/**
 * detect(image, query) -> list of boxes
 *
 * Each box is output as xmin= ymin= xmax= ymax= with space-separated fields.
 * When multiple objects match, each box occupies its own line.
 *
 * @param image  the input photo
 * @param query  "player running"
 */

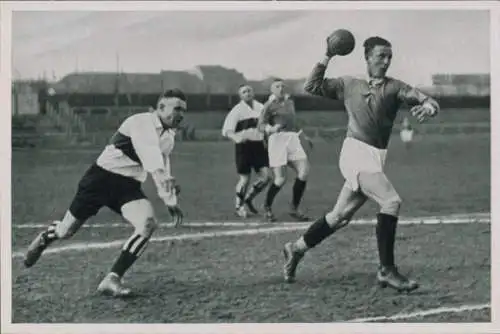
xmin=282 ymin=36 xmax=439 ymax=292
xmin=222 ymin=84 xmax=271 ymax=218
xmin=23 ymin=89 xmax=187 ymax=297
xmin=259 ymin=79 xmax=313 ymax=222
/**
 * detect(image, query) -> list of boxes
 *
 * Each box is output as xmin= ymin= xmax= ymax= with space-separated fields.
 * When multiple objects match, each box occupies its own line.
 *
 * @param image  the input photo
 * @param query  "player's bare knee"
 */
xmin=136 ymin=217 xmax=158 ymax=238
xmin=274 ymin=175 xmax=286 ymax=187
xmin=380 ymin=195 xmax=402 ymax=217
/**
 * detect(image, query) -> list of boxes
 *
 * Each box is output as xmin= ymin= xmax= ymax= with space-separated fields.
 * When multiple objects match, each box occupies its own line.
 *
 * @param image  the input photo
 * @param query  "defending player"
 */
xmin=23 ymin=89 xmax=187 ymax=297
xmin=222 ymin=84 xmax=271 ymax=217
xmin=282 ymin=36 xmax=439 ymax=292
xmin=259 ymin=79 xmax=313 ymax=222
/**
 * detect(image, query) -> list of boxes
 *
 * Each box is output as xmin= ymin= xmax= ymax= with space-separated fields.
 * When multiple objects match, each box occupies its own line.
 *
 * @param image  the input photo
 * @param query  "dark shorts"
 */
xmin=235 ymin=141 xmax=269 ymax=175
xmin=69 ymin=163 xmax=147 ymax=221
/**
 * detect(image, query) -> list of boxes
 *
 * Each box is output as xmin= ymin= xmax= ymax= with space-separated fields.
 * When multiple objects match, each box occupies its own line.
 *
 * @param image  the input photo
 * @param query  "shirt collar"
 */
xmin=151 ymin=110 xmax=171 ymax=132
xmin=367 ymin=75 xmax=386 ymax=88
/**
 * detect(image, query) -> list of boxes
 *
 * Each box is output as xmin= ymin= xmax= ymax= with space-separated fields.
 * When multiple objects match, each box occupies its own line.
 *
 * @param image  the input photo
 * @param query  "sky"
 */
xmin=11 ymin=9 xmax=490 ymax=86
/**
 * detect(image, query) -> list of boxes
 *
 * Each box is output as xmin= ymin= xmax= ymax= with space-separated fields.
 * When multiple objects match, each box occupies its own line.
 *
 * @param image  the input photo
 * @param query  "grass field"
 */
xmin=10 ymin=114 xmax=491 ymax=323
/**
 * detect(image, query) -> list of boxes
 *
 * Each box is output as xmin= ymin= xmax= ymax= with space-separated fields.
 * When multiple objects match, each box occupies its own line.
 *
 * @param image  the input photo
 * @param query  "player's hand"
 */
xmin=326 ymin=35 xmax=341 ymax=58
xmin=268 ymin=94 xmax=278 ymax=103
xmin=410 ymin=103 xmax=436 ymax=123
xmin=233 ymin=134 xmax=246 ymax=144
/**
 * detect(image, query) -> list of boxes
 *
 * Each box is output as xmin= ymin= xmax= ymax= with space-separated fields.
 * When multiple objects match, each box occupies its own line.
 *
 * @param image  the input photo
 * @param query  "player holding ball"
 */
xmin=282 ymin=29 xmax=440 ymax=292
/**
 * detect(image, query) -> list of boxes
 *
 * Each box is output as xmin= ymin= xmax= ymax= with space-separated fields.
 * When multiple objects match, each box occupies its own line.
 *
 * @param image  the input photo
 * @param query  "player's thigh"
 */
xmin=326 ymin=182 xmax=367 ymax=226
xmin=287 ymin=133 xmax=308 ymax=164
xmin=250 ymin=141 xmax=270 ymax=177
xmin=268 ymin=134 xmax=288 ymax=168
xmin=358 ymin=171 xmax=401 ymax=209
xmin=288 ymin=158 xmax=310 ymax=179
xmin=68 ymin=164 xmax=108 ymax=224
xmin=235 ymin=144 xmax=252 ymax=175
xmin=120 ymin=199 xmax=157 ymax=236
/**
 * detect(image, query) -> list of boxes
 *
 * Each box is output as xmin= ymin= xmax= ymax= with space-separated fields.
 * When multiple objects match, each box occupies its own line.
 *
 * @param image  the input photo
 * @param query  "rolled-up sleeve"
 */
xmin=304 ymin=63 xmax=345 ymax=100
xmin=397 ymin=81 xmax=433 ymax=106
xmin=129 ymin=117 xmax=165 ymax=173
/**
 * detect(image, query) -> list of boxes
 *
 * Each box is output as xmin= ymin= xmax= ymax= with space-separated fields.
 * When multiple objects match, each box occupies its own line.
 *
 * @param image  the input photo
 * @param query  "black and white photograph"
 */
xmin=1 ymin=0 xmax=497 ymax=332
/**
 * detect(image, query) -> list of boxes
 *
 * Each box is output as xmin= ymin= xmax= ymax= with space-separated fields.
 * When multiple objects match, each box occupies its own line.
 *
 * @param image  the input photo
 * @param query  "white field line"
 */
xmin=12 ymin=212 xmax=491 ymax=229
xmin=347 ymin=303 xmax=491 ymax=322
xmin=12 ymin=214 xmax=489 ymax=258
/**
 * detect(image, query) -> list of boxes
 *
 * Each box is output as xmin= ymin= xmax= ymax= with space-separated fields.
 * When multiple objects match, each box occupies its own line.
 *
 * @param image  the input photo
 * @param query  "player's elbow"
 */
xmin=303 ymin=80 xmax=317 ymax=95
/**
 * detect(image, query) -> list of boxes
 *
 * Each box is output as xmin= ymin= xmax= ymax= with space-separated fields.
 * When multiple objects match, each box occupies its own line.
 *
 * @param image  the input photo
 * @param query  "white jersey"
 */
xmin=222 ymin=100 xmax=265 ymax=142
xmin=96 ymin=112 xmax=175 ymax=182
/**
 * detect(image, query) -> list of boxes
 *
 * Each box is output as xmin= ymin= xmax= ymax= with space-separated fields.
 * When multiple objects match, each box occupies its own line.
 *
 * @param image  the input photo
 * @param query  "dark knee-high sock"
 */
xmin=292 ymin=178 xmax=307 ymax=210
xmin=245 ymin=179 xmax=268 ymax=202
xmin=300 ymin=216 xmax=336 ymax=250
xmin=376 ymin=213 xmax=398 ymax=268
xmin=111 ymin=234 xmax=150 ymax=278
xmin=235 ymin=183 xmax=248 ymax=208
xmin=265 ymin=183 xmax=282 ymax=208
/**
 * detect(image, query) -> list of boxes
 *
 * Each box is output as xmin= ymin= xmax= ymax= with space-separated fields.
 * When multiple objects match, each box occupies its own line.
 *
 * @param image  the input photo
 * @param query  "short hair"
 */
xmin=363 ymin=36 xmax=392 ymax=59
xmin=238 ymin=83 xmax=252 ymax=92
xmin=162 ymin=88 xmax=186 ymax=102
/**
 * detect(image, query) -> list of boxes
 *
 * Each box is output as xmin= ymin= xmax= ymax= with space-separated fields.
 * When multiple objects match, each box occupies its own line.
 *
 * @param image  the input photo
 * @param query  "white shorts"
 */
xmin=400 ymin=129 xmax=414 ymax=143
xmin=339 ymin=137 xmax=387 ymax=191
xmin=268 ymin=131 xmax=307 ymax=168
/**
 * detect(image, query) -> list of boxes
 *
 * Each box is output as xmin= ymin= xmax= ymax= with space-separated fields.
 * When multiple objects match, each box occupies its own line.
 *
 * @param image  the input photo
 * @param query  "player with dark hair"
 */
xmin=23 ymin=89 xmax=187 ymax=297
xmin=259 ymin=78 xmax=313 ymax=222
xmin=222 ymin=84 xmax=271 ymax=217
xmin=282 ymin=36 xmax=439 ymax=292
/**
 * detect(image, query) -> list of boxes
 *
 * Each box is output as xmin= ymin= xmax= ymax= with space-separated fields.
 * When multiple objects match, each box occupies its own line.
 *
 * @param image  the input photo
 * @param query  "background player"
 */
xmin=400 ymin=116 xmax=414 ymax=149
xmin=23 ymin=89 xmax=187 ymax=297
xmin=222 ymin=84 xmax=271 ymax=217
xmin=282 ymin=35 xmax=439 ymax=292
xmin=259 ymin=79 xmax=313 ymax=222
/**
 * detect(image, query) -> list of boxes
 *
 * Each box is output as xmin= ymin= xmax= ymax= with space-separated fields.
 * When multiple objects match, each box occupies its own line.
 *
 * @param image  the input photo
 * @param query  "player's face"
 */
xmin=367 ymin=45 xmax=392 ymax=78
xmin=270 ymin=80 xmax=286 ymax=99
xmin=238 ymin=85 xmax=254 ymax=102
xmin=157 ymin=97 xmax=187 ymax=128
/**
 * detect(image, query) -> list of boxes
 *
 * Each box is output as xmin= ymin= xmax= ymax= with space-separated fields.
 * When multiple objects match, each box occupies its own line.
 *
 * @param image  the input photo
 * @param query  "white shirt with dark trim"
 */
xmin=222 ymin=100 xmax=265 ymax=142
xmin=96 ymin=112 xmax=175 ymax=182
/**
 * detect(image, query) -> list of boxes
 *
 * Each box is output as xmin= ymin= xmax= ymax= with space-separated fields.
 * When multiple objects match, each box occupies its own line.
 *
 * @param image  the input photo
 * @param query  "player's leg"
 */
xmin=264 ymin=134 xmax=288 ymax=222
xmin=244 ymin=141 xmax=271 ymax=214
xmin=288 ymin=158 xmax=310 ymax=221
xmin=98 ymin=198 xmax=157 ymax=297
xmin=24 ymin=165 xmax=103 ymax=268
xmin=97 ymin=173 xmax=156 ymax=297
xmin=287 ymin=133 xmax=311 ymax=221
xmin=234 ymin=144 xmax=251 ymax=217
xmin=244 ymin=166 xmax=270 ymax=215
xmin=235 ymin=173 xmax=251 ymax=218
xmin=358 ymin=171 xmax=418 ymax=292
xmin=283 ymin=183 xmax=367 ymax=282
xmin=264 ymin=165 xmax=286 ymax=222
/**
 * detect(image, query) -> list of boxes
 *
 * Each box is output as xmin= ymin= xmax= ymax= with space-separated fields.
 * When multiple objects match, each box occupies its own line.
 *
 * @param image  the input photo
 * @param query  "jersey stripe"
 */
xmin=234 ymin=118 xmax=259 ymax=133
xmin=109 ymin=131 xmax=141 ymax=164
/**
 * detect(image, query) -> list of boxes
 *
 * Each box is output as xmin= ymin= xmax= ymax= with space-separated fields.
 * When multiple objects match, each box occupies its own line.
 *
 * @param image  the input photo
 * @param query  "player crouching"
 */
xmin=23 ymin=89 xmax=186 ymax=297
